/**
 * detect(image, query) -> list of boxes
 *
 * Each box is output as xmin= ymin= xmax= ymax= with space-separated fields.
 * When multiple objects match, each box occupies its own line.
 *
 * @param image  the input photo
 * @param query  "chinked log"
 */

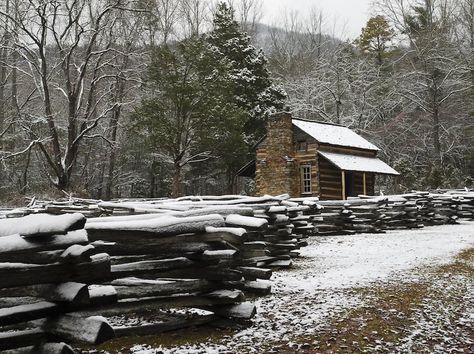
xmin=0 ymin=329 xmax=46 ymax=350
xmin=0 ymin=213 xmax=86 ymax=237
xmin=0 ymin=230 xmax=89 ymax=255
xmin=0 ymin=342 xmax=76 ymax=354
xmin=60 ymin=244 xmax=95 ymax=263
xmin=78 ymin=290 xmax=245 ymax=316
xmin=141 ymin=266 xmax=243 ymax=281
xmin=113 ymin=312 xmax=217 ymax=338
xmin=225 ymin=215 xmax=268 ymax=230
xmin=91 ymin=239 xmax=215 ymax=257
xmin=0 ymin=282 xmax=89 ymax=305
xmin=111 ymin=257 xmax=194 ymax=278
xmin=0 ymin=253 xmax=110 ymax=288
xmin=113 ymin=279 xmax=215 ymax=299
xmin=86 ymin=214 xmax=225 ymax=237
xmin=41 ymin=314 xmax=115 ymax=344
xmin=223 ymin=280 xmax=271 ymax=295
xmin=211 ymin=302 xmax=256 ymax=320
xmin=0 ymin=301 xmax=62 ymax=326
xmin=237 ymin=267 xmax=272 ymax=280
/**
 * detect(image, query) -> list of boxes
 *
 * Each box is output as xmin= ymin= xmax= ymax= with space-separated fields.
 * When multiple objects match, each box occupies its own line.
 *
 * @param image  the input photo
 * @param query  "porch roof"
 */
xmin=318 ymin=151 xmax=399 ymax=175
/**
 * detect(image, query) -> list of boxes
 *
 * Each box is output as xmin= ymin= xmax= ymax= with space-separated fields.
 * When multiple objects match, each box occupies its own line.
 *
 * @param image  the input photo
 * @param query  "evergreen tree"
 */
xmin=132 ymin=36 xmax=246 ymax=197
xmin=355 ymin=15 xmax=394 ymax=65
xmin=207 ymin=2 xmax=286 ymax=143
xmin=132 ymin=4 xmax=288 ymax=196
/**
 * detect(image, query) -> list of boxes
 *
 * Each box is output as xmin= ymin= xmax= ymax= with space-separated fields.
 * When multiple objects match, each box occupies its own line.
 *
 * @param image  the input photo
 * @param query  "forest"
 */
xmin=0 ymin=0 xmax=472 ymax=202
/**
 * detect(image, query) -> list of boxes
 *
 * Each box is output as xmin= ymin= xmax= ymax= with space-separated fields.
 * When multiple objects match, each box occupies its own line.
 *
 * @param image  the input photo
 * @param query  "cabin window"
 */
xmin=297 ymin=140 xmax=308 ymax=151
xmin=301 ymin=165 xmax=312 ymax=194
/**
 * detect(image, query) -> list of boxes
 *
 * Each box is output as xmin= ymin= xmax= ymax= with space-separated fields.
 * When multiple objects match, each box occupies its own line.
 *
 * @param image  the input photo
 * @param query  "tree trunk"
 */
xmin=226 ymin=167 xmax=235 ymax=194
xmin=105 ymin=49 xmax=129 ymax=199
xmin=96 ymin=163 xmax=106 ymax=200
xmin=56 ymin=171 xmax=71 ymax=192
xmin=104 ymin=148 xmax=116 ymax=200
xmin=10 ymin=34 xmax=17 ymax=142
xmin=0 ymin=0 xmax=9 ymax=132
xmin=172 ymin=162 xmax=182 ymax=198
xmin=432 ymin=96 xmax=441 ymax=161
xmin=149 ymin=160 xmax=157 ymax=198
xmin=0 ymin=46 xmax=6 ymax=130
xmin=19 ymin=147 xmax=31 ymax=194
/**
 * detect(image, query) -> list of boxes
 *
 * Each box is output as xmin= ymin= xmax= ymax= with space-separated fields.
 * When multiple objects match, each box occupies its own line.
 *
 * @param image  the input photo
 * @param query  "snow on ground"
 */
xmin=124 ymin=221 xmax=474 ymax=353
xmin=281 ymin=222 xmax=474 ymax=291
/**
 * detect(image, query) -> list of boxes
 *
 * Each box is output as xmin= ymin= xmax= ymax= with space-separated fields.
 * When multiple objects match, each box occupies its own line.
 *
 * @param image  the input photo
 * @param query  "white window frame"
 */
xmin=301 ymin=164 xmax=312 ymax=194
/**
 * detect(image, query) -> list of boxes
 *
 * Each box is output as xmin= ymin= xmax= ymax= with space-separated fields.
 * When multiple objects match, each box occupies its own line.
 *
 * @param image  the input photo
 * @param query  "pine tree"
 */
xmin=207 ymin=2 xmax=286 ymax=143
xmin=355 ymin=15 xmax=394 ymax=65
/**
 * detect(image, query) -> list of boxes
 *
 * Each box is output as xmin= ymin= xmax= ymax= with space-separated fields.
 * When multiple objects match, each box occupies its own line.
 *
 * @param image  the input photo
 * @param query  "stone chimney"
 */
xmin=255 ymin=112 xmax=299 ymax=196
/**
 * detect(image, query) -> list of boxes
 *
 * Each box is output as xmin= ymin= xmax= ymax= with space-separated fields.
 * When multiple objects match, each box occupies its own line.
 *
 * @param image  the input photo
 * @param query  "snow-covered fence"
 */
xmin=0 ymin=196 xmax=318 ymax=352
xmin=0 ymin=190 xmax=471 ymax=350
xmin=308 ymin=190 xmax=474 ymax=236
xmin=82 ymin=194 xmax=315 ymax=270
xmin=0 ymin=214 xmax=256 ymax=352
xmin=0 ymin=213 xmax=114 ymax=352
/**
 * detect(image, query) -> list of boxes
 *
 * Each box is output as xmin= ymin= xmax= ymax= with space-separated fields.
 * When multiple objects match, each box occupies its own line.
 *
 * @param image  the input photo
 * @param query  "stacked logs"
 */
xmin=439 ymin=190 xmax=474 ymax=220
xmin=307 ymin=190 xmax=474 ymax=236
xmin=93 ymin=195 xmax=313 ymax=270
xmin=0 ymin=213 xmax=115 ymax=353
xmin=0 ymin=212 xmax=262 ymax=353
xmin=86 ymin=212 xmax=272 ymax=298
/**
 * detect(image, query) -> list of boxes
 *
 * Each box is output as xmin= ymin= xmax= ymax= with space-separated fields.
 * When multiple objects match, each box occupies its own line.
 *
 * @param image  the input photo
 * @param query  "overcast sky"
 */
xmin=260 ymin=0 xmax=374 ymax=40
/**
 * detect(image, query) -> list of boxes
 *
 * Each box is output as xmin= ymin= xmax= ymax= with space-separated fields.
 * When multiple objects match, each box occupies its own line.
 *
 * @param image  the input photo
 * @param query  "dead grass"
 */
xmin=265 ymin=282 xmax=429 ymax=353
xmin=457 ymin=247 xmax=474 ymax=261
xmin=78 ymin=324 xmax=234 ymax=353
xmin=437 ymin=247 xmax=474 ymax=277
xmin=269 ymin=247 xmax=474 ymax=353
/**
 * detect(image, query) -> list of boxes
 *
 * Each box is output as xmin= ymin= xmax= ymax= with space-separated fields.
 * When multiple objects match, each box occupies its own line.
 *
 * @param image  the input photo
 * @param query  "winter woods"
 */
xmin=0 ymin=0 xmax=472 ymax=201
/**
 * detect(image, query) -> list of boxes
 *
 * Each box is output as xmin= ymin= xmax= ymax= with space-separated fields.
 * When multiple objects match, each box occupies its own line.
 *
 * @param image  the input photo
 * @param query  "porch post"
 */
xmin=341 ymin=170 xmax=346 ymax=200
xmin=363 ymin=172 xmax=367 ymax=195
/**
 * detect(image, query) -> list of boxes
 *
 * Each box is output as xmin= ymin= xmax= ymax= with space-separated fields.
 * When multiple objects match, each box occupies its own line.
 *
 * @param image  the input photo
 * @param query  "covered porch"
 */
xmin=318 ymin=151 xmax=400 ymax=200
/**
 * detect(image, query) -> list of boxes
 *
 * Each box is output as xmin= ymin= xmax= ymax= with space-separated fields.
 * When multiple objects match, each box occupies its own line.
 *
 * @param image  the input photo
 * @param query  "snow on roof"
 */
xmin=292 ymin=119 xmax=380 ymax=151
xmin=318 ymin=151 xmax=399 ymax=175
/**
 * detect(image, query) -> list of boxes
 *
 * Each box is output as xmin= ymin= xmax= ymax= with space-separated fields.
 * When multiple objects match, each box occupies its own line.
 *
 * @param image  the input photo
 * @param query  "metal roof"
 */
xmin=292 ymin=119 xmax=380 ymax=151
xmin=318 ymin=151 xmax=399 ymax=175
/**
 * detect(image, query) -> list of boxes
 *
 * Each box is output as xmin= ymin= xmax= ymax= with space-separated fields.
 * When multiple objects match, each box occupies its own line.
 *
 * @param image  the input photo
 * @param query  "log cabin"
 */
xmin=237 ymin=112 xmax=399 ymax=200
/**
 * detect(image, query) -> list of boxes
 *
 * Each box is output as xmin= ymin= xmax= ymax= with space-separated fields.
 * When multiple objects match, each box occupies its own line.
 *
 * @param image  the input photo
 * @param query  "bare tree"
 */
xmin=227 ymin=0 xmax=263 ymax=35
xmin=0 ymin=0 xmax=140 ymax=192
xmin=179 ymin=0 xmax=210 ymax=37
xmin=376 ymin=0 xmax=473 ymax=162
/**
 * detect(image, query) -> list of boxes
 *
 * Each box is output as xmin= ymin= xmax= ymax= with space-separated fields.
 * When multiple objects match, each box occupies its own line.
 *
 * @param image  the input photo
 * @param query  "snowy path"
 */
xmin=128 ymin=222 xmax=474 ymax=354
